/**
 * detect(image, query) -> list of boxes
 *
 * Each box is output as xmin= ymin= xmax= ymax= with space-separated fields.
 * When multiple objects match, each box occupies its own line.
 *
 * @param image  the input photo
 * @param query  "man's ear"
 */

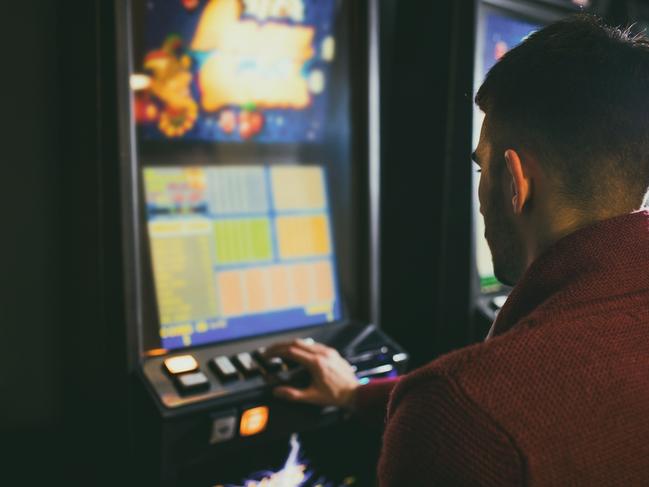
xmin=504 ymin=149 xmax=531 ymax=215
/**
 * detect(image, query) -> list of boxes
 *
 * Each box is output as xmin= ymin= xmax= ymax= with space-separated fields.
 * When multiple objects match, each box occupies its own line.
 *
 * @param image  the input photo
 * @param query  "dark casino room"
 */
xmin=7 ymin=0 xmax=649 ymax=485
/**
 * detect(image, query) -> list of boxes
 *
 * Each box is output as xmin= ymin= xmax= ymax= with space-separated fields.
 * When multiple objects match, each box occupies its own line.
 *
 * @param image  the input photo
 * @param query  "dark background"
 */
xmin=3 ymin=0 xmax=128 ymax=484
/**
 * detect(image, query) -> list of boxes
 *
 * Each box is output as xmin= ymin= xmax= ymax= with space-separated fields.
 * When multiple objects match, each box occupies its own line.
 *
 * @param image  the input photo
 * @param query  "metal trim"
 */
xmin=368 ymin=0 xmax=381 ymax=327
xmin=115 ymin=0 xmax=144 ymax=370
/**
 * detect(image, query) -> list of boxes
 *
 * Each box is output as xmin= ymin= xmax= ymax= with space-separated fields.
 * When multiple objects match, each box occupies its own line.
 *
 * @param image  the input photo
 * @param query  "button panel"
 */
xmin=165 ymin=343 xmax=401 ymax=396
xmin=147 ymin=325 xmax=409 ymax=410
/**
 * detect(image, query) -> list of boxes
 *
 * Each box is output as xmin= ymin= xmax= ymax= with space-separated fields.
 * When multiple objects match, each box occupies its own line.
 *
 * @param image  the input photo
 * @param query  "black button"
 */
xmin=254 ymin=348 xmax=284 ymax=373
xmin=283 ymin=357 xmax=300 ymax=369
xmin=210 ymin=356 xmax=239 ymax=382
xmin=264 ymin=356 xmax=284 ymax=372
xmin=233 ymin=352 xmax=260 ymax=377
xmin=176 ymin=371 xmax=209 ymax=394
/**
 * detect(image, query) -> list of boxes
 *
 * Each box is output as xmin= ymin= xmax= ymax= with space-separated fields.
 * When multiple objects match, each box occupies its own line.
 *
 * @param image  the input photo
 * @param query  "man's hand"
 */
xmin=265 ymin=338 xmax=359 ymax=409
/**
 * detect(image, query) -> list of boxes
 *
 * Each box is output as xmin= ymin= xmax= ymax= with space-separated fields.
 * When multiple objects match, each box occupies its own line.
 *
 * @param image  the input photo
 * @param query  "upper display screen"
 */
xmin=473 ymin=8 xmax=540 ymax=290
xmin=144 ymin=164 xmax=342 ymax=350
xmin=134 ymin=0 xmax=336 ymax=142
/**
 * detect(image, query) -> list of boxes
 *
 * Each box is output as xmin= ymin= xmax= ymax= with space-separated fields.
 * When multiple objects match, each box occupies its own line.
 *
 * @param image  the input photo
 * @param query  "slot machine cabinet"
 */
xmin=376 ymin=0 xmax=458 ymax=367
xmin=115 ymin=0 xmax=407 ymax=485
xmin=437 ymin=0 xmax=614 ymax=350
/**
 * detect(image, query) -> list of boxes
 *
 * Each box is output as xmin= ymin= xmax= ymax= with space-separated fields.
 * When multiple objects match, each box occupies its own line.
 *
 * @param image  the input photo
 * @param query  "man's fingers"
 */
xmin=293 ymin=339 xmax=334 ymax=356
xmin=273 ymin=386 xmax=321 ymax=405
xmin=267 ymin=338 xmax=335 ymax=357
xmin=264 ymin=340 xmax=311 ymax=357
xmin=273 ymin=386 xmax=307 ymax=401
xmin=267 ymin=345 xmax=321 ymax=373
xmin=264 ymin=342 xmax=292 ymax=356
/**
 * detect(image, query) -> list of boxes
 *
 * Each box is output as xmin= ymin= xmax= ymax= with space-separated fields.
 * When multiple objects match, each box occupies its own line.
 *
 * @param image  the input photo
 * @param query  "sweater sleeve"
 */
xmin=378 ymin=374 xmax=524 ymax=486
xmin=352 ymin=377 xmax=400 ymax=427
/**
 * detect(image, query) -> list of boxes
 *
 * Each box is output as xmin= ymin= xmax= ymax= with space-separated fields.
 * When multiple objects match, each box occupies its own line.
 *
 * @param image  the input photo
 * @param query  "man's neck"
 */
xmin=524 ymin=207 xmax=621 ymax=269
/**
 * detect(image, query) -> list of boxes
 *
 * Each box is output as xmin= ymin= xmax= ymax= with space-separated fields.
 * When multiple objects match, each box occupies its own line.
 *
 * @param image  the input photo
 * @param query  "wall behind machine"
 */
xmin=2 ymin=0 xmax=63 ymax=476
xmin=2 ymin=1 xmax=129 ymax=485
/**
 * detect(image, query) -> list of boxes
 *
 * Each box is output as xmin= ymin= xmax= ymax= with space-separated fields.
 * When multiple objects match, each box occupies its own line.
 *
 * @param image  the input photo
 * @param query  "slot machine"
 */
xmin=114 ymin=0 xmax=407 ymax=485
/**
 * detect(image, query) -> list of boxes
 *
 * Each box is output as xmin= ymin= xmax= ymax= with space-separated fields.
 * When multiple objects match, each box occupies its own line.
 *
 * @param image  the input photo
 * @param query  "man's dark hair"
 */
xmin=476 ymin=14 xmax=649 ymax=211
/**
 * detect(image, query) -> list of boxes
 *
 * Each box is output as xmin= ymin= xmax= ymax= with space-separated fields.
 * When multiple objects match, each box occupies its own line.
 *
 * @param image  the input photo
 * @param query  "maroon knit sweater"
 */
xmin=355 ymin=210 xmax=649 ymax=486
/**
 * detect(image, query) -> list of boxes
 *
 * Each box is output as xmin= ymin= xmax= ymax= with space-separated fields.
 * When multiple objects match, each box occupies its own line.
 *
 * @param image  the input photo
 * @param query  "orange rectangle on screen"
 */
xmin=217 ymin=271 xmax=245 ymax=316
xmin=245 ymin=268 xmax=268 ymax=313
xmin=313 ymin=261 xmax=334 ymax=302
xmin=276 ymin=215 xmax=331 ymax=259
xmin=291 ymin=263 xmax=313 ymax=305
xmin=269 ymin=265 xmax=291 ymax=309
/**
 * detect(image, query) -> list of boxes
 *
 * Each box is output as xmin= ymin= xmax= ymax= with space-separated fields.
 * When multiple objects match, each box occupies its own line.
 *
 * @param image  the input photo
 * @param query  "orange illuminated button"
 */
xmin=240 ymin=406 xmax=269 ymax=437
xmin=164 ymin=355 xmax=199 ymax=375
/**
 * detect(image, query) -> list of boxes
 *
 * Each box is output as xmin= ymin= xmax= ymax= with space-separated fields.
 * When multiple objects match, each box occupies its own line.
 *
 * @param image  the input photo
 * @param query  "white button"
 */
xmin=164 ymin=355 xmax=198 ymax=375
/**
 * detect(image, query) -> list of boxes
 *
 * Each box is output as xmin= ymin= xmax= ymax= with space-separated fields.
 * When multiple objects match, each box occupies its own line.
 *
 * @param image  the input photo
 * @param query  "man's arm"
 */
xmin=266 ymin=339 xmax=524 ymax=485
xmin=353 ymin=377 xmax=400 ymax=426
xmin=265 ymin=339 xmax=397 ymax=425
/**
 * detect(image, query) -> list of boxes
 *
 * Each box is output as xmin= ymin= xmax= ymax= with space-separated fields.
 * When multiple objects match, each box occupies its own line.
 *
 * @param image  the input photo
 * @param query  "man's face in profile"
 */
xmin=474 ymin=116 xmax=526 ymax=286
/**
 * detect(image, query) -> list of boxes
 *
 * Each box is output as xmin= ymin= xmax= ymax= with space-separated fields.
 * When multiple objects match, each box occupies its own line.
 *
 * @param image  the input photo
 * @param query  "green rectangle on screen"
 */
xmin=213 ymin=218 xmax=273 ymax=264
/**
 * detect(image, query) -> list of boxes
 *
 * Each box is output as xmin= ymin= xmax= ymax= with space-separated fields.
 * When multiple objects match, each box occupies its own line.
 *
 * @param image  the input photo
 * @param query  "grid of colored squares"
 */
xmin=212 ymin=215 xmax=331 ymax=264
xmin=217 ymin=261 xmax=335 ymax=317
xmin=144 ymin=165 xmax=326 ymax=215
xmin=144 ymin=164 xmax=341 ymax=348
xmin=149 ymin=213 xmax=331 ymax=269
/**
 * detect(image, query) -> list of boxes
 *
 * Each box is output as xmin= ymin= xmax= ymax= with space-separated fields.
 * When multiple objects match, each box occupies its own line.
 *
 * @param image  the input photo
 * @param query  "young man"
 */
xmin=267 ymin=15 xmax=649 ymax=485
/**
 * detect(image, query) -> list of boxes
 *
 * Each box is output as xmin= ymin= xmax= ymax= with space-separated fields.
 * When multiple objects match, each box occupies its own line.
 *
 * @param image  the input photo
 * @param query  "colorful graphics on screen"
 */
xmin=133 ymin=0 xmax=336 ymax=142
xmin=144 ymin=165 xmax=341 ymax=349
xmin=474 ymin=11 xmax=541 ymax=289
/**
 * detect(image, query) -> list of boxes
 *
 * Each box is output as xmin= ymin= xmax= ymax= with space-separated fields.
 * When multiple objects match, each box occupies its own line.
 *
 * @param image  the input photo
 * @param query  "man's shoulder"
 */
xmin=390 ymin=321 xmax=536 ymax=410
xmin=393 ymin=292 xmax=649 ymax=405
xmin=390 ymin=301 xmax=649 ymax=450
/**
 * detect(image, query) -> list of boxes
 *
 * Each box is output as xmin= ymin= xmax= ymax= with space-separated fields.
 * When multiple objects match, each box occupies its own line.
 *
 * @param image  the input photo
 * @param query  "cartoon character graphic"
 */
xmin=238 ymin=105 xmax=265 ymax=139
xmin=216 ymin=106 xmax=264 ymax=139
xmin=144 ymin=35 xmax=199 ymax=137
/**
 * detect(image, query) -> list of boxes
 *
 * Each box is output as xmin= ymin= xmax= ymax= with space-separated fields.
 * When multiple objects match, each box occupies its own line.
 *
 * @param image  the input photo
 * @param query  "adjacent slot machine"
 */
xmin=472 ymin=0 xmax=549 ymax=332
xmin=115 ymin=0 xmax=407 ymax=485
xmin=471 ymin=0 xmax=614 ymax=336
xmin=437 ymin=0 xmax=612 ymax=345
